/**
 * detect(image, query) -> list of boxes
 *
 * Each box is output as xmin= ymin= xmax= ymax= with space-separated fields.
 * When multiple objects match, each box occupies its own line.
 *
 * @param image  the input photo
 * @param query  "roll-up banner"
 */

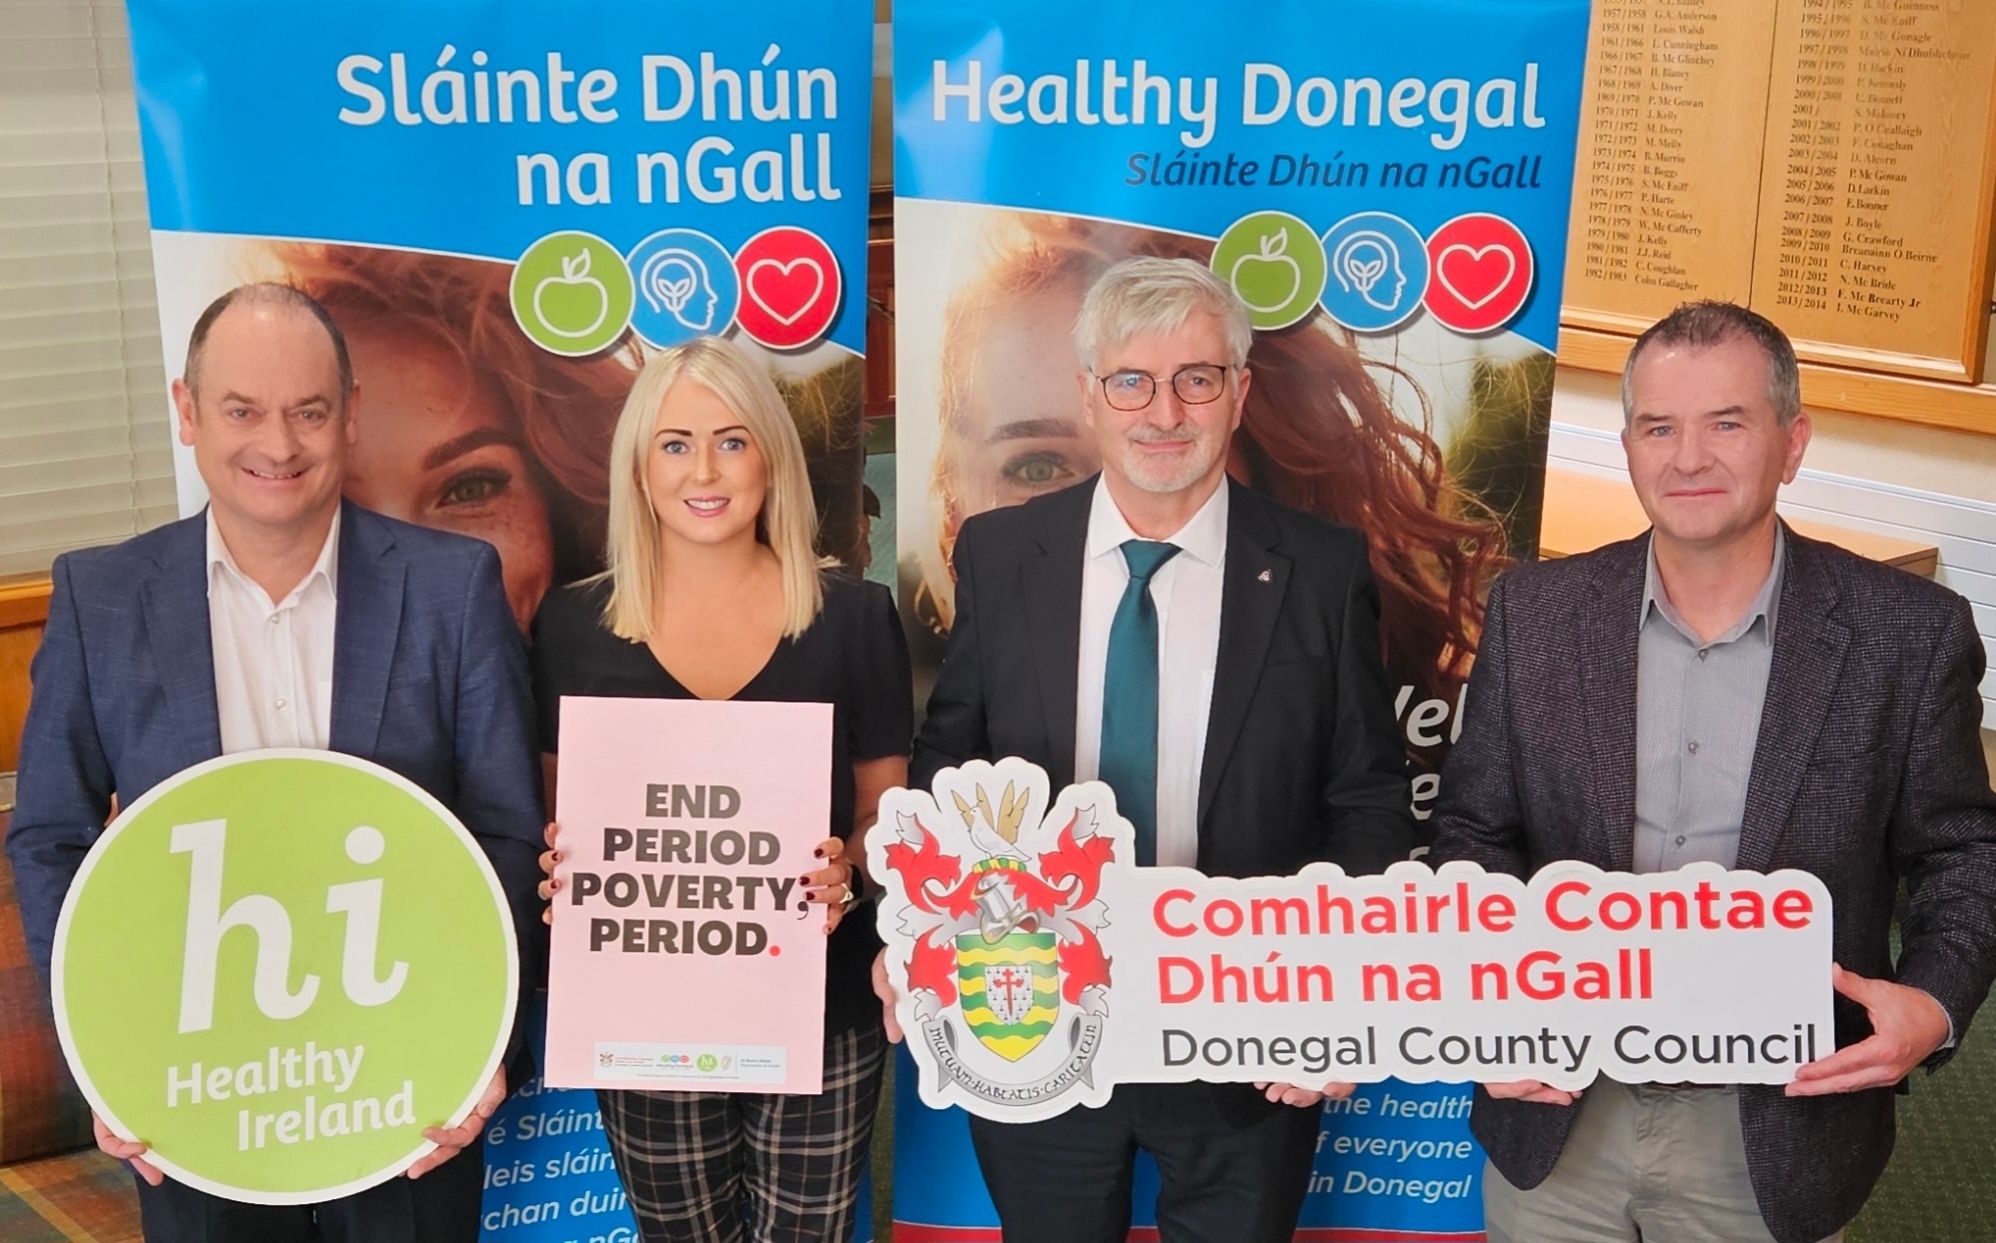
xmin=889 ymin=0 xmax=1590 ymax=1237
xmin=121 ymin=3 xmax=875 ymax=1240
xmin=125 ymin=0 xmax=877 ymax=622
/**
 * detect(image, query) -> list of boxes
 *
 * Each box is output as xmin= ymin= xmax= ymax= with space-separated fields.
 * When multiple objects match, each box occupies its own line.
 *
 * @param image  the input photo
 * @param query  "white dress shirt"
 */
xmin=207 ymin=508 xmax=340 ymax=754
xmin=1073 ymin=476 xmax=1227 ymax=868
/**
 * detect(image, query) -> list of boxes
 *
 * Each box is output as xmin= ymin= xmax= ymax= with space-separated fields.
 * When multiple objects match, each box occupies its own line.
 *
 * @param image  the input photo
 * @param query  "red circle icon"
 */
xmin=1422 ymin=214 xmax=1534 ymax=335
xmin=733 ymin=227 xmax=842 ymax=350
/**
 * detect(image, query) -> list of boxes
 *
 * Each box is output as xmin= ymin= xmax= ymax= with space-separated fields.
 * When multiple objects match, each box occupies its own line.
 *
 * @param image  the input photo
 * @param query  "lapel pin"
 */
xmin=1257 ymin=569 xmax=1272 ymax=583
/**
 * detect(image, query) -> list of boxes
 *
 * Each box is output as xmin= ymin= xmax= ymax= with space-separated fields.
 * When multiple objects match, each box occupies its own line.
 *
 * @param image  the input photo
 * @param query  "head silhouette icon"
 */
xmin=1331 ymin=231 xmax=1408 ymax=313
xmin=639 ymin=248 xmax=718 ymax=330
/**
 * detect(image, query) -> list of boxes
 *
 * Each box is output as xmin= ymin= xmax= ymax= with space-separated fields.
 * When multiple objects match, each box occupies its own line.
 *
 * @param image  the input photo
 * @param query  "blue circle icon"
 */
xmin=625 ymin=228 xmax=740 ymax=348
xmin=1319 ymin=212 xmax=1429 ymax=333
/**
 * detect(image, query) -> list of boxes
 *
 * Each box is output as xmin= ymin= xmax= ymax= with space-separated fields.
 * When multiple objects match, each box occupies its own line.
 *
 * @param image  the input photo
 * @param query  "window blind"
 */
xmin=0 ymin=0 xmax=175 ymax=578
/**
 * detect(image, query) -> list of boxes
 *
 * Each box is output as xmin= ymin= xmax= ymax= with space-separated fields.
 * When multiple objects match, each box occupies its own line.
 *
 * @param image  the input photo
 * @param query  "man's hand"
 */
xmin=1255 ymin=1081 xmax=1355 ymax=1108
xmin=412 ymin=1067 xmax=506 ymax=1178
xmin=1484 ymin=1080 xmax=1582 ymax=1106
xmin=94 ymin=1112 xmax=163 ymax=1186
xmin=1787 ymin=963 xmax=1951 ymax=1097
xmin=872 ymin=949 xmax=903 ymax=1043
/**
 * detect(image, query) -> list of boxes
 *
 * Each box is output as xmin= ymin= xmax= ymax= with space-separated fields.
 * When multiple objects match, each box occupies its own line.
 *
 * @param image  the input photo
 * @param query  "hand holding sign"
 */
xmin=1483 ymin=1079 xmax=1581 ymax=1107
xmin=802 ymin=837 xmax=857 ymax=935
xmin=93 ymin=1111 xmax=163 ymax=1186
xmin=1784 ymin=964 xmax=1954 ymax=1096
xmin=410 ymin=1066 xmax=505 ymax=1179
xmin=1256 ymin=1080 xmax=1353 ymax=1108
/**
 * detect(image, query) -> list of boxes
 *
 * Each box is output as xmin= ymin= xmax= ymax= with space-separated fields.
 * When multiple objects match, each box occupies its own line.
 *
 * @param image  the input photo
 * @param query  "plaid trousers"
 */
xmin=597 ymin=1024 xmax=886 ymax=1243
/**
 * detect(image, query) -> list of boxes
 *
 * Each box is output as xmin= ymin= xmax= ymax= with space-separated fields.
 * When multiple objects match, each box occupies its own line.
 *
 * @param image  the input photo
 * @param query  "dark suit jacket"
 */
xmin=8 ymin=502 xmax=545 ymax=1041
xmin=1429 ymin=527 xmax=1996 ymax=1243
xmin=915 ymin=478 xmax=1413 ymax=1121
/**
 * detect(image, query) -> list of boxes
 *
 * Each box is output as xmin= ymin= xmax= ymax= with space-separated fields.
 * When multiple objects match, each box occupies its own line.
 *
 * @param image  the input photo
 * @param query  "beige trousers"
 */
xmin=1483 ymin=1082 xmax=1843 ymax=1243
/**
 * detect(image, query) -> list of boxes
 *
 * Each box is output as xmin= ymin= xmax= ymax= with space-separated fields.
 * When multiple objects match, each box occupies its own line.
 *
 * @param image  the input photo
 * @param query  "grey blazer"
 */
xmin=1429 ymin=527 xmax=1996 ymax=1243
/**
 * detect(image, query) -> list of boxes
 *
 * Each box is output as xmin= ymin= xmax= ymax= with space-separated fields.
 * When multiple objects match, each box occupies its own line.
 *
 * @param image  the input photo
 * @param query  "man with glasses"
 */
xmin=884 ymin=257 xmax=1413 ymax=1243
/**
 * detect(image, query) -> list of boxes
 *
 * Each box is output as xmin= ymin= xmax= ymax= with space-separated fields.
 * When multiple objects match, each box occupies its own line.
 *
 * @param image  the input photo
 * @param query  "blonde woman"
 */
xmin=530 ymin=336 xmax=910 ymax=1243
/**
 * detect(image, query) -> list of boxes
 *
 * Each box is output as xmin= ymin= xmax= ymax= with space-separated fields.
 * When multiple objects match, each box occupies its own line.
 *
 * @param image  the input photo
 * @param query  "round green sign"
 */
xmin=53 ymin=751 xmax=517 ymax=1205
xmin=1210 ymin=211 xmax=1328 ymax=330
xmin=509 ymin=230 xmax=635 ymax=356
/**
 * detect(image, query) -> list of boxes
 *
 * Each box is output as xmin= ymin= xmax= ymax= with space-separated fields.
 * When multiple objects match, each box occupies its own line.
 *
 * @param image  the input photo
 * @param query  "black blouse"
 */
xmin=530 ymin=572 xmax=913 ymax=1033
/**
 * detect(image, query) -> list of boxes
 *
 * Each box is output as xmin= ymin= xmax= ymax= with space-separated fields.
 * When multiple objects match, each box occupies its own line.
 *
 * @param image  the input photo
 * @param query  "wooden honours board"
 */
xmin=1564 ymin=0 xmax=1996 ymax=384
xmin=1752 ymin=0 xmax=1996 ymax=380
xmin=1565 ymin=1 xmax=1781 ymax=332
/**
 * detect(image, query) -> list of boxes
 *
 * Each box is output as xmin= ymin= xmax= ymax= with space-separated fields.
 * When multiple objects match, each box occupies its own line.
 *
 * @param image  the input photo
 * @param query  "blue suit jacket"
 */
xmin=7 ymin=501 xmax=545 ymax=1013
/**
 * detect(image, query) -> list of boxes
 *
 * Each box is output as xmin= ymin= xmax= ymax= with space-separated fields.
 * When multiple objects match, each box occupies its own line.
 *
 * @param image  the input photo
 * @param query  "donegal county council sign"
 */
xmin=870 ymin=758 xmax=1834 ymax=1125
xmin=52 ymin=750 xmax=517 ymax=1204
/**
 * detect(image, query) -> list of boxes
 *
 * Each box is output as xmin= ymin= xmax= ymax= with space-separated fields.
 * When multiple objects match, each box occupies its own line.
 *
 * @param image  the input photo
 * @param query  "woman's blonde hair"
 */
xmin=601 ymin=337 xmax=824 ymax=640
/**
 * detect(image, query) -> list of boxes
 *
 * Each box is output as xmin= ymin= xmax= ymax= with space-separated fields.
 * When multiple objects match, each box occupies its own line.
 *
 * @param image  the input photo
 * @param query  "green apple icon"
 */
xmin=510 ymin=231 xmax=634 ymax=356
xmin=535 ymin=250 xmax=609 ymax=339
xmin=1231 ymin=231 xmax=1301 ymax=313
xmin=1211 ymin=212 xmax=1327 ymax=331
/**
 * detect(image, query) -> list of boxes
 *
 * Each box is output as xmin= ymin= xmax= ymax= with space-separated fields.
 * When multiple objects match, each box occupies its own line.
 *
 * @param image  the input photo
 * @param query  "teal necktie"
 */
xmin=1100 ymin=539 xmax=1180 ymax=866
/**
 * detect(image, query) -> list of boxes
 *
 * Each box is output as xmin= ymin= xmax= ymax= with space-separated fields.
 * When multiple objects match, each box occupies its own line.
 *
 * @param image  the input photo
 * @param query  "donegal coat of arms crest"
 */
xmin=869 ymin=758 xmax=1131 ymax=1116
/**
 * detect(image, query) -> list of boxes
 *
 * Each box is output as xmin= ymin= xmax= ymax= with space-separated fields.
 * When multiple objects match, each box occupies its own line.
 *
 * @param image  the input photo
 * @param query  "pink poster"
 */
xmin=545 ymin=697 xmax=833 ymax=1093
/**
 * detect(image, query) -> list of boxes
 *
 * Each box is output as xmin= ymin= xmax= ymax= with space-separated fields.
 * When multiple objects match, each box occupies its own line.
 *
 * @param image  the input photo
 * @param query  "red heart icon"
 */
xmin=1435 ymin=244 xmax=1516 ymax=311
xmin=745 ymin=258 xmax=826 ymax=327
xmin=734 ymin=227 xmax=842 ymax=349
xmin=1423 ymin=214 xmax=1533 ymax=334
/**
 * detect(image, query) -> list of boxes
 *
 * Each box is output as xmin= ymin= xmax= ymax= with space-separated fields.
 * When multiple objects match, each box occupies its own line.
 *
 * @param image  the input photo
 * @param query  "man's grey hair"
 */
xmin=1073 ymin=257 xmax=1253 ymax=373
xmin=1621 ymin=300 xmax=1802 ymax=427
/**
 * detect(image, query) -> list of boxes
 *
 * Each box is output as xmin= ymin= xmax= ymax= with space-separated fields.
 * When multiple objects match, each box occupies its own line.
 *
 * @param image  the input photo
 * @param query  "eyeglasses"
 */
xmin=1093 ymin=364 xmax=1231 ymax=412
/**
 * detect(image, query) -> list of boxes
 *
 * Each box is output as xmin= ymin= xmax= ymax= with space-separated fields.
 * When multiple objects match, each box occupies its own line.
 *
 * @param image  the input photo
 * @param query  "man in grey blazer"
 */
xmin=1429 ymin=300 xmax=1996 ymax=1243
xmin=8 ymin=284 xmax=544 ymax=1242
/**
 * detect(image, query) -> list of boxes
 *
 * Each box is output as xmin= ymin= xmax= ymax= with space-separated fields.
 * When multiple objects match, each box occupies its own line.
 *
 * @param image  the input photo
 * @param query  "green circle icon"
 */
xmin=510 ymin=231 xmax=634 ymax=356
xmin=53 ymin=751 xmax=517 ymax=1204
xmin=1211 ymin=211 xmax=1327 ymax=330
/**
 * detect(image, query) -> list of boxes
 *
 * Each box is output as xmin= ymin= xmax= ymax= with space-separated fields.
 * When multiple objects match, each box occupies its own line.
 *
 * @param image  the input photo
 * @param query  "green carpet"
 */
xmin=1846 ymin=993 xmax=1996 ymax=1240
xmin=1852 ymin=735 xmax=1996 ymax=1238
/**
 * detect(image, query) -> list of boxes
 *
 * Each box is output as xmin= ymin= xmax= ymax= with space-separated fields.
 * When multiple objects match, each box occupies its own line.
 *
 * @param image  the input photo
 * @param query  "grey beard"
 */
xmin=1118 ymin=435 xmax=1221 ymax=494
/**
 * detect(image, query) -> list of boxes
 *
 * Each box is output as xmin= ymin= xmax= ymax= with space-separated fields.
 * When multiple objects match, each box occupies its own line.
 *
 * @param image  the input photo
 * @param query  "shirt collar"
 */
xmin=1642 ymin=524 xmax=1784 ymax=646
xmin=1084 ymin=475 xmax=1229 ymax=568
xmin=207 ymin=506 xmax=342 ymax=611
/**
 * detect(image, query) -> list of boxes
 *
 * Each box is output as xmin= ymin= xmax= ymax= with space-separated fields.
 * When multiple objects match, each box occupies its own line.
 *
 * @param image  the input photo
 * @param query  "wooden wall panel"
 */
xmin=0 ymin=579 xmax=52 ymax=776
xmin=1564 ymin=0 xmax=1780 ymax=331
xmin=1749 ymin=0 xmax=1996 ymax=380
xmin=1561 ymin=0 xmax=1996 ymax=418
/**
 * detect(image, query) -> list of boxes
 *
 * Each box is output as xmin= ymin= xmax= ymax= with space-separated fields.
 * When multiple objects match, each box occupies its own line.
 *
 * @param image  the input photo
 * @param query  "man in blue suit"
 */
xmin=7 ymin=283 xmax=544 ymax=1242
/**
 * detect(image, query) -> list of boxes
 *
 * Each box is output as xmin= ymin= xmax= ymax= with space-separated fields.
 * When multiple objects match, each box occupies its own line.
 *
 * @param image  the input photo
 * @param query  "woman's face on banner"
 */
xmin=941 ymin=293 xmax=1102 ymax=529
xmin=339 ymin=331 xmax=554 ymax=629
